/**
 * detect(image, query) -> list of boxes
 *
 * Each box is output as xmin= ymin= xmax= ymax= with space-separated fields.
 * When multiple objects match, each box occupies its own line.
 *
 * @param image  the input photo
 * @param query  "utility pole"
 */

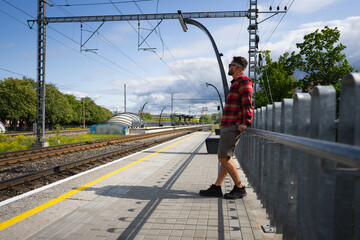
xmin=171 ymin=93 xmax=174 ymax=120
xmin=248 ymin=0 xmax=258 ymax=108
xmin=83 ymin=98 xmax=85 ymax=129
xmin=32 ymin=0 xmax=52 ymax=148
xmin=247 ymin=1 xmax=287 ymax=108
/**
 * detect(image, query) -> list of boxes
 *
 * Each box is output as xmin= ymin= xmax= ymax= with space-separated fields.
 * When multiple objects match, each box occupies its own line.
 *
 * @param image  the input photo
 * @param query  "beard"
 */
xmin=228 ymin=69 xmax=233 ymax=76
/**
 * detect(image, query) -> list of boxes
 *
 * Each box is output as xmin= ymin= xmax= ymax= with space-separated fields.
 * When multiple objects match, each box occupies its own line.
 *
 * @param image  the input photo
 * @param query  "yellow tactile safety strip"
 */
xmin=0 ymin=133 xmax=198 ymax=231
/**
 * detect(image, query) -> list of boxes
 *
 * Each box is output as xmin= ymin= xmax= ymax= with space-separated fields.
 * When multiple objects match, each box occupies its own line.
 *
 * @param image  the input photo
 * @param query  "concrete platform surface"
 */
xmin=0 ymin=132 xmax=281 ymax=240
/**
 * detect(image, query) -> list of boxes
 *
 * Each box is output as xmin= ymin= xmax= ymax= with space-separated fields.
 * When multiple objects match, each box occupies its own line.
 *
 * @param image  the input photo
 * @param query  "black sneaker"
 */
xmin=224 ymin=185 xmax=247 ymax=199
xmin=199 ymin=184 xmax=223 ymax=197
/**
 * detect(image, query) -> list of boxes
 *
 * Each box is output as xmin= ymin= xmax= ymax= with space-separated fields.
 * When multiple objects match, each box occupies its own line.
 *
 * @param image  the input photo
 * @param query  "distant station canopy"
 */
xmin=107 ymin=112 xmax=142 ymax=128
xmin=0 ymin=121 xmax=5 ymax=133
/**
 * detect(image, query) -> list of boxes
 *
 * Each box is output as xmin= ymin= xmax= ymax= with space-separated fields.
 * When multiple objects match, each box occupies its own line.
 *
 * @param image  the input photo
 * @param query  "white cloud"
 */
xmin=290 ymin=0 xmax=341 ymax=14
xmin=102 ymin=22 xmax=135 ymax=43
xmin=108 ymin=57 xmax=232 ymax=113
xmin=162 ymin=40 xmax=213 ymax=59
xmin=94 ymin=71 xmax=113 ymax=76
xmin=255 ymin=16 xmax=360 ymax=69
xmin=0 ymin=43 xmax=14 ymax=49
xmin=64 ymin=90 xmax=88 ymax=99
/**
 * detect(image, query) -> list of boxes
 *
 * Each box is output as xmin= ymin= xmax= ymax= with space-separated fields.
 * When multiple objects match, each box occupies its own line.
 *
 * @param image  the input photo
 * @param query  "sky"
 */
xmin=1 ymin=0 xmax=359 ymax=117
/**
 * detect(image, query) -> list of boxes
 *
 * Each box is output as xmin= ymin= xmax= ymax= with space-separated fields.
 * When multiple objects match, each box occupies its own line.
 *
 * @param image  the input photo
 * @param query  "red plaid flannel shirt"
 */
xmin=220 ymin=73 xmax=253 ymax=128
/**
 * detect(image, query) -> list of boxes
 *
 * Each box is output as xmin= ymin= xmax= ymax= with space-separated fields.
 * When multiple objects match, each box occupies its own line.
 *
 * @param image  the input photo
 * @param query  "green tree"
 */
xmin=291 ymin=26 xmax=354 ymax=93
xmin=82 ymin=97 xmax=114 ymax=124
xmin=172 ymin=116 xmax=179 ymax=124
xmin=45 ymin=84 xmax=74 ymax=126
xmin=141 ymin=112 xmax=153 ymax=121
xmin=0 ymin=77 xmax=114 ymax=129
xmin=64 ymin=94 xmax=82 ymax=125
xmin=0 ymin=77 xmax=36 ymax=128
xmin=99 ymin=107 xmax=114 ymax=123
xmin=211 ymin=113 xmax=221 ymax=124
xmin=200 ymin=114 xmax=212 ymax=123
xmin=255 ymin=51 xmax=298 ymax=107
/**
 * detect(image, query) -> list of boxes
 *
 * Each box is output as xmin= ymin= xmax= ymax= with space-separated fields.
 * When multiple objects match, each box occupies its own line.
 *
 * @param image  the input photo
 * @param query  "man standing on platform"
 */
xmin=199 ymin=56 xmax=253 ymax=199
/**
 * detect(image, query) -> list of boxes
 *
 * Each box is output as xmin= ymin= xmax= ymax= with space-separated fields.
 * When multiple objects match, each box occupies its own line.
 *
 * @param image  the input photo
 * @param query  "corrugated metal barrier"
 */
xmin=235 ymin=73 xmax=360 ymax=240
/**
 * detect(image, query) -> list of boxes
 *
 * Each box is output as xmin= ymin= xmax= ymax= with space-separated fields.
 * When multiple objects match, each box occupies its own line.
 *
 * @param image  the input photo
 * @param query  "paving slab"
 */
xmin=0 ymin=132 xmax=281 ymax=239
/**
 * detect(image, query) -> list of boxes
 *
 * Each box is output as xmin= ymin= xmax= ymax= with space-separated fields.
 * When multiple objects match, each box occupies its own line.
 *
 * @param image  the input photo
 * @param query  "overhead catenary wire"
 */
xmin=132 ymin=0 xmax=202 ymax=97
xmin=109 ymin=0 xmax=202 ymax=97
xmin=51 ymin=1 xmax=147 ymax=70
xmin=232 ymin=0 xmax=249 ymax=56
xmin=0 ymin=0 xmax=204 ymax=113
xmin=0 ymin=67 xmax=33 ymax=79
xmin=260 ymin=0 xmax=295 ymax=51
xmin=254 ymin=0 xmax=295 ymax=105
xmin=60 ymin=1 xmax=207 ymax=108
xmin=1 ymin=0 xmax=156 ymax=83
xmin=47 ymin=0 xmax=157 ymax=84
xmin=0 ymin=7 xmax=138 ymax=80
xmin=257 ymin=0 xmax=282 ymax=51
xmin=55 ymin=0 xmax=151 ymax=7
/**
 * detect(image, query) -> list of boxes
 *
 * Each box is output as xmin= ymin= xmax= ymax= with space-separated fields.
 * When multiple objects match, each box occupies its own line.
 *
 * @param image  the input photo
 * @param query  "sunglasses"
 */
xmin=228 ymin=64 xmax=238 ymax=68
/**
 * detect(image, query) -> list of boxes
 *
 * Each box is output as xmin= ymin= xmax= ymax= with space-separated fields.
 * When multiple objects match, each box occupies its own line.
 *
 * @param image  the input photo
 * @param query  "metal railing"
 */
xmin=235 ymin=73 xmax=360 ymax=240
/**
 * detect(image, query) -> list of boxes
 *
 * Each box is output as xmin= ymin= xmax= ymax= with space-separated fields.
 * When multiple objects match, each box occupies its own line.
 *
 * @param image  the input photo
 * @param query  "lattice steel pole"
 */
xmin=33 ymin=0 xmax=49 ymax=148
xmin=248 ymin=0 xmax=258 ymax=109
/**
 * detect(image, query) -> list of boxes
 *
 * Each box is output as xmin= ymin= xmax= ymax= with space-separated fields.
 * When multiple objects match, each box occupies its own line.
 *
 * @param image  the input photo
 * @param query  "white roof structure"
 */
xmin=107 ymin=112 xmax=142 ymax=128
xmin=0 ymin=121 xmax=5 ymax=133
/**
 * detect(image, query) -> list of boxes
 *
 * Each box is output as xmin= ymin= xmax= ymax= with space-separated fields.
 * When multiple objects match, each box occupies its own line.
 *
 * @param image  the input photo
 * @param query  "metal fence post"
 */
xmin=269 ymin=102 xmax=281 ymax=230
xmin=335 ymin=73 xmax=360 ymax=239
xmin=307 ymin=86 xmax=336 ymax=240
xmin=263 ymin=104 xmax=273 ymax=212
xmin=289 ymin=93 xmax=311 ymax=240
xmin=258 ymin=106 xmax=266 ymax=203
xmin=251 ymin=109 xmax=259 ymax=187
xmin=253 ymin=108 xmax=263 ymax=198
xmin=249 ymin=109 xmax=258 ymax=185
xmin=276 ymin=99 xmax=293 ymax=234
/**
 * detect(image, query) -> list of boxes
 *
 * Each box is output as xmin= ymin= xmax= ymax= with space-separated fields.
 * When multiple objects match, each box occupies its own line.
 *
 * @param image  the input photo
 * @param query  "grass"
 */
xmin=0 ymin=133 xmax=124 ymax=154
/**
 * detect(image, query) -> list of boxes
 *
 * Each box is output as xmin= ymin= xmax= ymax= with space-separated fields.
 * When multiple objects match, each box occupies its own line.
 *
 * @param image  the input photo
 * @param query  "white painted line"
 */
xmin=0 ymin=133 xmax=195 ymax=207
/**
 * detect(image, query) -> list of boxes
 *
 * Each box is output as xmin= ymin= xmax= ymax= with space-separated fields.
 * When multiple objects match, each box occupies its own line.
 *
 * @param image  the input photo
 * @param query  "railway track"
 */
xmin=0 ymin=128 xmax=194 ymax=166
xmin=0 ymin=128 xmax=202 ymax=201
xmin=4 ymin=128 xmax=90 ymax=137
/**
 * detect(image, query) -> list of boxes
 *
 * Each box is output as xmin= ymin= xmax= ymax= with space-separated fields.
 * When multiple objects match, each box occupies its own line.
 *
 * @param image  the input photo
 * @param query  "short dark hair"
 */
xmin=233 ymin=56 xmax=248 ymax=71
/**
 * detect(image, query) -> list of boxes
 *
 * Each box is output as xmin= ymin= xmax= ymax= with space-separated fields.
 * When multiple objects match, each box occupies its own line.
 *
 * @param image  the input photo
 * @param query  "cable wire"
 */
xmin=1 ymin=0 xmax=149 ymax=82
xmin=134 ymin=0 xmax=205 ymax=97
xmin=56 ymin=0 xmax=151 ymax=7
xmin=0 ymin=67 xmax=33 ymax=79
xmin=260 ymin=0 xmax=295 ymax=51
xmin=232 ymin=0 xmax=249 ymax=55
xmin=109 ymin=0 xmax=201 ymax=96
xmin=51 ymin=1 xmax=155 ymax=79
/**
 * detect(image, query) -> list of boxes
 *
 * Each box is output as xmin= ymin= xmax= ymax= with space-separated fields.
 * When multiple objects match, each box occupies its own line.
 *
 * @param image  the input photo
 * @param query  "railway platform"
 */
xmin=0 ymin=132 xmax=280 ymax=240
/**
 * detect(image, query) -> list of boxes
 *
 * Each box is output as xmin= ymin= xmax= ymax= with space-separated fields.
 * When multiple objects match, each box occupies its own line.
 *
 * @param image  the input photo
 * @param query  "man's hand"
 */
xmin=237 ymin=124 xmax=247 ymax=133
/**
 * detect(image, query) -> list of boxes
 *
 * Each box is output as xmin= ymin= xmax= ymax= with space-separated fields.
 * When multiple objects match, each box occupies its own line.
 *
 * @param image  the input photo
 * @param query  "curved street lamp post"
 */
xmin=178 ymin=13 xmax=229 ymax=99
xmin=140 ymin=102 xmax=149 ymax=127
xmin=206 ymin=83 xmax=224 ymax=112
xmin=159 ymin=106 xmax=167 ymax=126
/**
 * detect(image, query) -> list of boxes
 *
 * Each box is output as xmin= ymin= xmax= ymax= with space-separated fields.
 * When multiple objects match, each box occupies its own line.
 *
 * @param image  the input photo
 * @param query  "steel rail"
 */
xmin=0 ymin=131 xmax=191 ymax=192
xmin=4 ymin=129 xmax=90 ymax=136
xmin=0 ymin=141 xmax=151 ymax=191
xmin=245 ymin=128 xmax=360 ymax=169
xmin=0 ymin=128 xmax=198 ymax=166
